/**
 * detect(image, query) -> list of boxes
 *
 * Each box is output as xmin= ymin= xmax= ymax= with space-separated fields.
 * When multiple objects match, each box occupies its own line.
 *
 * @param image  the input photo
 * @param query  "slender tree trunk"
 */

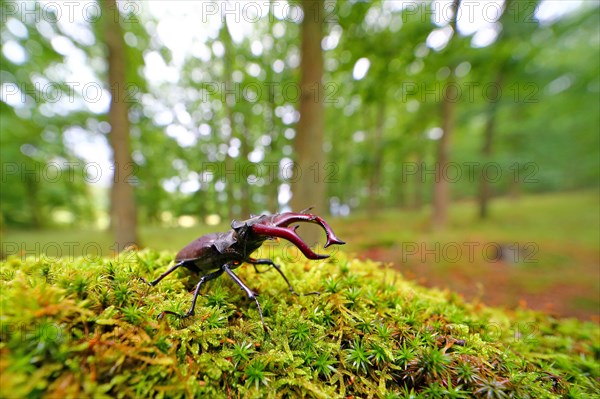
xmin=196 ymin=186 xmax=207 ymax=217
xmin=291 ymin=0 xmax=325 ymax=246
xmin=432 ymin=0 xmax=459 ymax=230
xmin=414 ymin=153 xmax=424 ymax=210
xmin=480 ymin=0 xmax=516 ymax=213
xmin=395 ymin=177 xmax=405 ymax=208
xmin=224 ymin=154 xmax=236 ymax=220
xmin=508 ymin=112 xmax=524 ymax=201
xmin=25 ymin=172 xmax=42 ymax=228
xmin=478 ymin=111 xmax=496 ymax=219
xmin=103 ymin=0 xmax=138 ymax=250
xmin=146 ymin=189 xmax=159 ymax=225
xmin=368 ymin=102 xmax=386 ymax=212
xmin=266 ymin=83 xmax=279 ymax=213
xmin=432 ymin=78 xmax=456 ymax=229
xmin=240 ymin=122 xmax=251 ymax=217
xmin=221 ymin=24 xmax=237 ymax=220
xmin=266 ymin=0 xmax=279 ymax=213
xmin=478 ymin=71 xmax=504 ymax=219
xmin=509 ymin=174 xmax=521 ymax=199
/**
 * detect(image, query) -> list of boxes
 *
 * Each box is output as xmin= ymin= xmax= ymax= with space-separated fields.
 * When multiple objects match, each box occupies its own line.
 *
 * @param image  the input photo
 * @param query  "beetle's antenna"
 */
xmin=299 ymin=206 xmax=315 ymax=214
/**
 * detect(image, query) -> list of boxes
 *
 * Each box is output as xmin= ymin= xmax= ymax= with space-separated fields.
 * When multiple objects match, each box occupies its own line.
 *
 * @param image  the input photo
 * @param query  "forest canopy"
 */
xmin=1 ymin=0 xmax=598 ymax=231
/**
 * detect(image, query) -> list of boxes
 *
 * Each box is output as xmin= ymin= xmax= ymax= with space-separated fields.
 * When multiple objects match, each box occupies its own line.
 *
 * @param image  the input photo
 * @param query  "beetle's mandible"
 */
xmin=142 ymin=209 xmax=345 ymax=329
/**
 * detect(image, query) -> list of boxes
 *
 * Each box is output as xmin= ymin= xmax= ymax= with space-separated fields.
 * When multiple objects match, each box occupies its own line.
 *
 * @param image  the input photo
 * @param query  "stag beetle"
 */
xmin=142 ymin=209 xmax=345 ymax=329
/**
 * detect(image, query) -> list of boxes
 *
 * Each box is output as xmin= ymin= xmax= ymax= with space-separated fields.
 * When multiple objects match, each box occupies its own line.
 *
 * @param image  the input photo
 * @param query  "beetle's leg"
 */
xmin=251 ymin=264 xmax=264 ymax=274
xmin=183 ymin=269 xmax=225 ymax=317
xmin=223 ymin=264 xmax=266 ymax=331
xmin=158 ymin=268 xmax=224 ymax=319
xmin=142 ymin=261 xmax=186 ymax=287
xmin=248 ymin=258 xmax=319 ymax=296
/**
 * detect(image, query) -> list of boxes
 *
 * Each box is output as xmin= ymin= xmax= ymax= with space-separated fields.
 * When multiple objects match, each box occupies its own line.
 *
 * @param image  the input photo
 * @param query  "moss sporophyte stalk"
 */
xmin=1 ymin=250 xmax=598 ymax=398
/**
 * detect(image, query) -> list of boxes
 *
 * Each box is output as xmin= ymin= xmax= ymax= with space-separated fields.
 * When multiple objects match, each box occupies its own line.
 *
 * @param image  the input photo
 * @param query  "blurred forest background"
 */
xmin=1 ymin=1 xmax=599 ymax=319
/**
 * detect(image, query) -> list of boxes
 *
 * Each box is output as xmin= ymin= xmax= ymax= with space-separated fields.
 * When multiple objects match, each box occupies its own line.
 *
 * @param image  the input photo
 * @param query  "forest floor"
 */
xmin=2 ymin=249 xmax=599 ymax=397
xmin=3 ymin=190 xmax=598 ymax=321
xmin=337 ymin=190 xmax=600 ymax=321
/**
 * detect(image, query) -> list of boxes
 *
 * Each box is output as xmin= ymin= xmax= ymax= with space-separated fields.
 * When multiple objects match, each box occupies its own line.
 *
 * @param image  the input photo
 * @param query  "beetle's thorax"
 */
xmin=231 ymin=227 xmax=268 ymax=258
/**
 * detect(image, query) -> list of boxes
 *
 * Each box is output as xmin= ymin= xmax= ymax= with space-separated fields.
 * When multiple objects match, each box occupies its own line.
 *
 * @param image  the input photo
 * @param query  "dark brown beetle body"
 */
xmin=143 ymin=211 xmax=345 ymax=329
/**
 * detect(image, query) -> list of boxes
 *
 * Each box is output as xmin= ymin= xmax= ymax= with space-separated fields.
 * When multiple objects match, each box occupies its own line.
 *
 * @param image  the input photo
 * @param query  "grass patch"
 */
xmin=336 ymin=191 xmax=599 ymax=319
xmin=336 ymin=190 xmax=600 ymax=252
xmin=1 ymin=250 xmax=598 ymax=398
xmin=3 ymin=190 xmax=597 ymax=256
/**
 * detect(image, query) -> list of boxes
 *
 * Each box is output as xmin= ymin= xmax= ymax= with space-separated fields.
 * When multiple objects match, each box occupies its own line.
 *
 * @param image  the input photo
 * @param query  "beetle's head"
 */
xmin=231 ymin=215 xmax=269 ymax=239
xmin=232 ymin=210 xmax=345 ymax=260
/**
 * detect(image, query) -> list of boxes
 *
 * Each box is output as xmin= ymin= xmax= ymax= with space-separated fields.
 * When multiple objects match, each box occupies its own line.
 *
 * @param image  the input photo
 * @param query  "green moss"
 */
xmin=1 ymin=250 xmax=598 ymax=398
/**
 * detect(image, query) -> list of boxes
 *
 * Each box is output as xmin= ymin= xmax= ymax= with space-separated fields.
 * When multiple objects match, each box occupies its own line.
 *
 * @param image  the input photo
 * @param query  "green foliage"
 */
xmin=2 ymin=1 xmax=599 ymax=228
xmin=1 ymin=251 xmax=598 ymax=398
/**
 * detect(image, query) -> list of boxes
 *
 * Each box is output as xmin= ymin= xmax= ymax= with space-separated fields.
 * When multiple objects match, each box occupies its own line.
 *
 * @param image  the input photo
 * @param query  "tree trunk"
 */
xmin=266 ymin=94 xmax=279 ymax=213
xmin=478 ymin=0 xmax=517 ymax=218
xmin=432 ymin=78 xmax=456 ymax=229
xmin=240 ymin=122 xmax=251 ymax=217
xmin=414 ymin=153 xmax=424 ymax=210
xmin=224 ymin=154 xmax=236 ymax=220
xmin=103 ymin=0 xmax=138 ymax=251
xmin=221 ymin=24 xmax=237 ymax=221
xmin=367 ymin=102 xmax=386 ymax=213
xmin=431 ymin=0 xmax=459 ymax=230
xmin=25 ymin=171 xmax=42 ymax=228
xmin=266 ymin=0 xmax=279 ymax=213
xmin=478 ymin=111 xmax=495 ymax=219
xmin=478 ymin=71 xmax=504 ymax=219
xmin=291 ymin=0 xmax=326 ymax=247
